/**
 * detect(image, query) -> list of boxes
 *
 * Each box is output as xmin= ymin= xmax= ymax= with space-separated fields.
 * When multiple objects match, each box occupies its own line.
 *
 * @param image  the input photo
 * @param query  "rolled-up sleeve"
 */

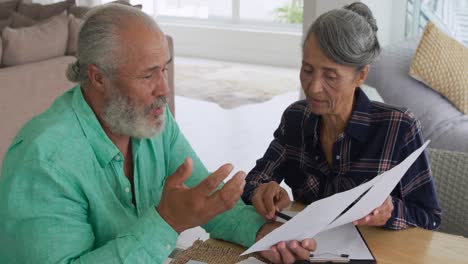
xmin=385 ymin=119 xmax=442 ymax=230
xmin=0 ymin=161 xmax=178 ymax=264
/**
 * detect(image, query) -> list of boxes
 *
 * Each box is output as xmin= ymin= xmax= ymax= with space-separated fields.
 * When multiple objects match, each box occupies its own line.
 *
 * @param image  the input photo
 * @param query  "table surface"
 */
xmin=208 ymin=203 xmax=468 ymax=264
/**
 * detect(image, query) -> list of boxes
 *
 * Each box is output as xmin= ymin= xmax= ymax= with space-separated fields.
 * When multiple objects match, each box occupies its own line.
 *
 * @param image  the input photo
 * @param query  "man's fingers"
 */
xmin=208 ymin=170 xmax=246 ymax=211
xmin=195 ymin=163 xmax=233 ymax=195
xmin=167 ymin=158 xmax=193 ymax=187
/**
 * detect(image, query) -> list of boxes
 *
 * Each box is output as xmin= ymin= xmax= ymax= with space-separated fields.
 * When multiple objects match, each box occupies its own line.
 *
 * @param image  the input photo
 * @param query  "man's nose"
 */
xmin=152 ymin=71 xmax=170 ymax=97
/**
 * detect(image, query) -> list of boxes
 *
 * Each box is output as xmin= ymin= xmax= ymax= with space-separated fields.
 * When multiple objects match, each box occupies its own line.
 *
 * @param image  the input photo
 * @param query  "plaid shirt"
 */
xmin=242 ymin=88 xmax=441 ymax=230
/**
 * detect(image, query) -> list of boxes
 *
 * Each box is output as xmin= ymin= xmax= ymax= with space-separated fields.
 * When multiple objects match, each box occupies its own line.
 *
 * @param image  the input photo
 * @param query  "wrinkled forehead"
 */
xmin=118 ymin=19 xmax=170 ymax=63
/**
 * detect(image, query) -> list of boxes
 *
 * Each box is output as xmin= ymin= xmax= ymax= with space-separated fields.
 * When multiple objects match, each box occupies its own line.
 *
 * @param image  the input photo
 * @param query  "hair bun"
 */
xmin=66 ymin=60 xmax=81 ymax=83
xmin=344 ymin=2 xmax=378 ymax=32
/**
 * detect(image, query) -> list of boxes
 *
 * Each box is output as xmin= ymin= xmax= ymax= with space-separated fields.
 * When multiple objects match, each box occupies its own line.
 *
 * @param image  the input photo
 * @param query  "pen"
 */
xmin=275 ymin=211 xmax=292 ymax=221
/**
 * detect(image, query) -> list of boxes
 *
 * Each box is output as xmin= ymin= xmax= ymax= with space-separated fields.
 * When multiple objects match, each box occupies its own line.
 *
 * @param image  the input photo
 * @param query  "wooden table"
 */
xmin=208 ymin=203 xmax=468 ymax=263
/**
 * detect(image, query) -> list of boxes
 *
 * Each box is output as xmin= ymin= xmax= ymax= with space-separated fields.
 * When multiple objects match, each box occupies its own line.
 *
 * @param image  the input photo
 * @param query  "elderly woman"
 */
xmin=242 ymin=2 xmax=441 ymax=230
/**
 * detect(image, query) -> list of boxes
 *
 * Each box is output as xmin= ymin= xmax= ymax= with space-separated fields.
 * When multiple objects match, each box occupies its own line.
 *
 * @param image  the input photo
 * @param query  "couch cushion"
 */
xmin=0 ymin=0 xmax=19 ymax=20
xmin=18 ymin=0 xmax=74 ymax=20
xmin=10 ymin=12 xmax=37 ymax=28
xmin=2 ymin=13 xmax=68 ymax=66
xmin=0 ymin=17 xmax=11 ymax=31
xmin=365 ymin=36 xmax=468 ymax=152
xmin=0 ymin=56 xmax=77 ymax=168
xmin=410 ymin=22 xmax=468 ymax=114
xmin=16 ymin=2 xmax=41 ymax=20
xmin=0 ymin=36 xmax=2 ymax=65
xmin=68 ymin=4 xmax=90 ymax=19
xmin=68 ymin=1 xmax=142 ymax=19
xmin=66 ymin=14 xmax=83 ymax=55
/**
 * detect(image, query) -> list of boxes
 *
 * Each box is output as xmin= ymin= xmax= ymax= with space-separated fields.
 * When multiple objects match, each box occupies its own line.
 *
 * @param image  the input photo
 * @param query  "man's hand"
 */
xmin=251 ymin=182 xmax=291 ymax=220
xmin=257 ymin=222 xmax=316 ymax=264
xmin=156 ymin=158 xmax=246 ymax=233
xmin=353 ymin=196 xmax=394 ymax=226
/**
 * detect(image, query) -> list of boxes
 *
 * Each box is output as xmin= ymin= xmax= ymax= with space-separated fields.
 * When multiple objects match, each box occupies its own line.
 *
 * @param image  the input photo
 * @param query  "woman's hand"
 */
xmin=257 ymin=222 xmax=316 ymax=264
xmin=353 ymin=196 xmax=394 ymax=226
xmin=251 ymin=182 xmax=291 ymax=220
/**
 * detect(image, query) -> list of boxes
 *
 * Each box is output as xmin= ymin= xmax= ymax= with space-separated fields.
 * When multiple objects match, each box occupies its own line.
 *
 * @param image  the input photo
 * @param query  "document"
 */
xmin=242 ymin=141 xmax=429 ymax=255
xmin=312 ymin=224 xmax=373 ymax=260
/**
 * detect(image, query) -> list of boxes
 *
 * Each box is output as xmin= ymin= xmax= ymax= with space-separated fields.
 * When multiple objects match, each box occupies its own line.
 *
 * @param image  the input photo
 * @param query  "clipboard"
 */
xmin=307 ymin=225 xmax=375 ymax=264
xmin=276 ymin=212 xmax=375 ymax=264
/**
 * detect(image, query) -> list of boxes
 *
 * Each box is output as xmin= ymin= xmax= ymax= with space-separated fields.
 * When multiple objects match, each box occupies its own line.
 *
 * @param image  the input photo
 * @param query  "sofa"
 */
xmin=0 ymin=1 xmax=175 ymax=170
xmin=365 ymin=36 xmax=468 ymax=153
xmin=428 ymin=148 xmax=468 ymax=237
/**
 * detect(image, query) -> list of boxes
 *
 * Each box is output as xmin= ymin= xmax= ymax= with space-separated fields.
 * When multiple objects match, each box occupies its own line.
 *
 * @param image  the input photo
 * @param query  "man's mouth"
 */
xmin=152 ymin=106 xmax=164 ymax=116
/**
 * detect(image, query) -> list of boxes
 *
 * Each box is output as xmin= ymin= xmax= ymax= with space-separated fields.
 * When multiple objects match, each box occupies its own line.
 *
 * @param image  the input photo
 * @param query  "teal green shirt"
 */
xmin=0 ymin=86 xmax=265 ymax=263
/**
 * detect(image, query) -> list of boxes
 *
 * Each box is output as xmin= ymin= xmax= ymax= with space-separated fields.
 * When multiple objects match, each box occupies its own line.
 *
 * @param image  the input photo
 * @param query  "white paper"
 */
xmin=242 ymin=177 xmax=379 ymax=254
xmin=242 ymin=141 xmax=429 ymax=255
xmin=313 ymin=224 xmax=373 ymax=260
xmin=326 ymin=140 xmax=430 ymax=230
xmin=236 ymin=257 xmax=266 ymax=264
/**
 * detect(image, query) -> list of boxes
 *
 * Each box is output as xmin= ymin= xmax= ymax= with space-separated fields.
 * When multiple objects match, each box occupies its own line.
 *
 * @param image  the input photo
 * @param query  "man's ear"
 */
xmin=355 ymin=65 xmax=369 ymax=87
xmin=87 ymin=64 xmax=106 ymax=93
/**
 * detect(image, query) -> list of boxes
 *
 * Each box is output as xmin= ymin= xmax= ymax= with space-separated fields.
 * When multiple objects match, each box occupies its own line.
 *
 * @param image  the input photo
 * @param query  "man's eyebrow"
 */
xmin=145 ymin=57 xmax=173 ymax=72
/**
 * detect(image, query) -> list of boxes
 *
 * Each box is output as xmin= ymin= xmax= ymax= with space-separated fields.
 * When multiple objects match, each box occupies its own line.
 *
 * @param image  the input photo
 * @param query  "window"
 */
xmin=131 ymin=0 xmax=303 ymax=31
xmin=407 ymin=0 xmax=468 ymax=45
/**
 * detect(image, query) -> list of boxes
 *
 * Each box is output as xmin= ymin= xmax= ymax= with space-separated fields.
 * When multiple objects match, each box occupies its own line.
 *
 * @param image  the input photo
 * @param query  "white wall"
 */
xmin=160 ymin=22 xmax=302 ymax=68
xmin=303 ymin=0 xmax=407 ymax=47
xmin=161 ymin=0 xmax=407 ymax=67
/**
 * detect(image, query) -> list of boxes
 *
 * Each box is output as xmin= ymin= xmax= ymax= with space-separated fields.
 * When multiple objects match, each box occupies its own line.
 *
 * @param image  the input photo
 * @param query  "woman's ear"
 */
xmin=355 ymin=65 xmax=369 ymax=87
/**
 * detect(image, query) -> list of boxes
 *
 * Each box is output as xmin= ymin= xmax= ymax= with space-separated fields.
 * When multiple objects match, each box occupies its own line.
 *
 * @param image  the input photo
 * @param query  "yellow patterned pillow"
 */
xmin=409 ymin=21 xmax=468 ymax=114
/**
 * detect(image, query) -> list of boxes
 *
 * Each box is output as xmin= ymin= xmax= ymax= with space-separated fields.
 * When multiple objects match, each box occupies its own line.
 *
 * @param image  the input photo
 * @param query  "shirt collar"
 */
xmin=71 ymin=85 xmax=120 ymax=168
xmin=344 ymin=88 xmax=372 ymax=143
xmin=303 ymin=87 xmax=372 ymax=144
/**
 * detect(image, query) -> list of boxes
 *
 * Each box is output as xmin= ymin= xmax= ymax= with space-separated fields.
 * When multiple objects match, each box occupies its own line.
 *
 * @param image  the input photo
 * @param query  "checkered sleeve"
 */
xmin=241 ymin=110 xmax=290 ymax=205
xmin=385 ymin=118 xmax=442 ymax=230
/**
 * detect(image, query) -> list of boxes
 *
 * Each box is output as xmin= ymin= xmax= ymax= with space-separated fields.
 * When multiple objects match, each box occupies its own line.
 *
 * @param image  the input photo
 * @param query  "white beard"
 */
xmin=101 ymin=85 xmax=166 ymax=139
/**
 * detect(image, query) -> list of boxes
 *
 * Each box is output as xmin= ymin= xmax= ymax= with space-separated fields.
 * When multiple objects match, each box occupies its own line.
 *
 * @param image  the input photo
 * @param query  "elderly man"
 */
xmin=0 ymin=4 xmax=315 ymax=264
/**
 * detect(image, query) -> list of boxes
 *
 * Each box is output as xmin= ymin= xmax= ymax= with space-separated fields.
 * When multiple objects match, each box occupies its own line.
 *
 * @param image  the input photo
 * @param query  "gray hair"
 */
xmin=66 ymin=4 xmax=161 ymax=86
xmin=303 ymin=2 xmax=381 ymax=70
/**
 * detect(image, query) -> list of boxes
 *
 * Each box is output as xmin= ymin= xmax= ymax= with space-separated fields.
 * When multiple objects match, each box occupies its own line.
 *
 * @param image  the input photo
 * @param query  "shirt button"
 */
xmin=336 ymin=155 xmax=340 ymax=160
xmin=114 ymin=155 xmax=121 ymax=161
xmin=125 ymin=187 xmax=130 ymax=193
xmin=166 ymin=244 xmax=171 ymax=250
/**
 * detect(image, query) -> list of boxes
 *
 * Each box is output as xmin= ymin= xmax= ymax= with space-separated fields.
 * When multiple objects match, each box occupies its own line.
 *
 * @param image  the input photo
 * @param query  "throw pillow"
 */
xmin=68 ymin=5 xmax=90 ymax=19
xmin=409 ymin=21 xmax=468 ymax=114
xmin=10 ymin=12 xmax=37 ymax=28
xmin=18 ymin=0 xmax=75 ymax=21
xmin=0 ymin=35 xmax=3 ymax=65
xmin=68 ymin=1 xmax=142 ymax=19
xmin=0 ymin=0 xmax=19 ymax=20
xmin=17 ymin=2 xmax=41 ymax=20
xmin=111 ymin=0 xmax=142 ymax=9
xmin=67 ymin=14 xmax=83 ymax=55
xmin=2 ymin=13 xmax=69 ymax=66
xmin=0 ymin=18 xmax=12 ymax=32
